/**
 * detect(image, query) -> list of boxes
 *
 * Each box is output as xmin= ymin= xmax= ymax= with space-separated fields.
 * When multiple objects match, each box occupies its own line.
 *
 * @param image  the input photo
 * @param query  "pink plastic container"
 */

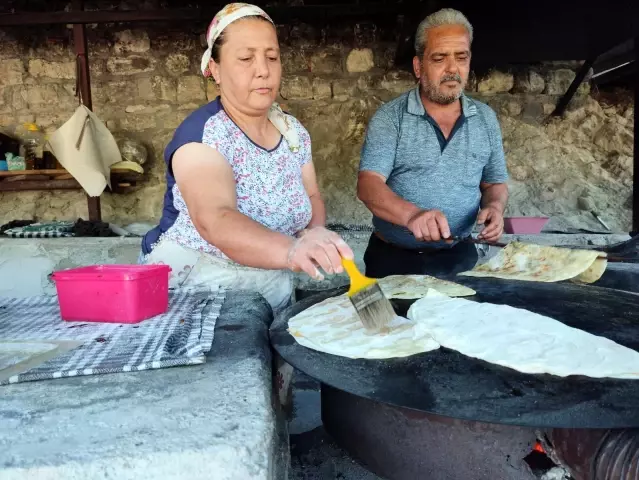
xmin=51 ymin=264 xmax=171 ymax=323
xmin=503 ymin=216 xmax=549 ymax=234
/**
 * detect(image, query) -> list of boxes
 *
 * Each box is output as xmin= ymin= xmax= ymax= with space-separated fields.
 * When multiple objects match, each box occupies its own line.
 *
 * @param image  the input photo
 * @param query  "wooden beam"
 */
xmin=72 ymin=0 xmax=101 ymax=223
xmin=633 ymin=38 xmax=639 ymax=234
xmin=0 ymin=179 xmax=81 ymax=192
xmin=0 ymin=4 xmax=400 ymax=26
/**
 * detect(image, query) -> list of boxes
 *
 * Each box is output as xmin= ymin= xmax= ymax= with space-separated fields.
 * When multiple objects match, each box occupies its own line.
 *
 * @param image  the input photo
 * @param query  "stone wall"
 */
xmin=0 ymin=23 xmax=634 ymax=232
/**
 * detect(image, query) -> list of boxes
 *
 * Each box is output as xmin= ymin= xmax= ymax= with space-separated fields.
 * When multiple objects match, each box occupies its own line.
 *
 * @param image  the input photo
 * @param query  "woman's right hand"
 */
xmin=287 ymin=227 xmax=354 ymax=280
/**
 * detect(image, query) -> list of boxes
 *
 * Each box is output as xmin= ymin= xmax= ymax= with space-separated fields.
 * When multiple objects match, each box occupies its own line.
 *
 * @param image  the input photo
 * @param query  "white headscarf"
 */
xmin=200 ymin=3 xmax=274 ymax=77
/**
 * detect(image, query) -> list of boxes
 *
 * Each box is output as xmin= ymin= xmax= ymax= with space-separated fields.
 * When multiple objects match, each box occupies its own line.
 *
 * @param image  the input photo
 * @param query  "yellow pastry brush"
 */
xmin=341 ymin=258 xmax=395 ymax=331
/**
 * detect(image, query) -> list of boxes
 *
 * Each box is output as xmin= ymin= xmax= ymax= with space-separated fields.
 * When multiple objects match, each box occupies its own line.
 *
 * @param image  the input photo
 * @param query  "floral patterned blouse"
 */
xmin=155 ymin=98 xmax=313 ymax=259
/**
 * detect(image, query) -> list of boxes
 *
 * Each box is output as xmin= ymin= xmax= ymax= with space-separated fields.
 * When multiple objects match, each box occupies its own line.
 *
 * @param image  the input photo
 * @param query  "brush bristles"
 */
xmin=349 ymin=283 xmax=396 ymax=331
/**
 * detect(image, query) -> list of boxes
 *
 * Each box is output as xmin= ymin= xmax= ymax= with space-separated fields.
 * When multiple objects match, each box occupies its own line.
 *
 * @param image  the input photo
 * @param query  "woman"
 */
xmin=141 ymin=3 xmax=353 ymax=315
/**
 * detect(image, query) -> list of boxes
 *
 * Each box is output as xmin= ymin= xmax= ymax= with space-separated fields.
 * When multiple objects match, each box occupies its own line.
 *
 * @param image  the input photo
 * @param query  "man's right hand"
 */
xmin=406 ymin=209 xmax=451 ymax=242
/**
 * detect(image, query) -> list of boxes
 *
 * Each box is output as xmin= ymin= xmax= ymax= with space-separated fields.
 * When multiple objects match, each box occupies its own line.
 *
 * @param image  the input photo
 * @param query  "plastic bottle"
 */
xmin=19 ymin=123 xmax=44 ymax=170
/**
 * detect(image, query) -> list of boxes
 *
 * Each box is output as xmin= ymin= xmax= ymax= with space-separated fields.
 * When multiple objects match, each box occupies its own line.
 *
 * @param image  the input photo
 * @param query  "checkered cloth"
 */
xmin=3 ymin=221 xmax=75 ymax=238
xmin=0 ymin=288 xmax=226 ymax=385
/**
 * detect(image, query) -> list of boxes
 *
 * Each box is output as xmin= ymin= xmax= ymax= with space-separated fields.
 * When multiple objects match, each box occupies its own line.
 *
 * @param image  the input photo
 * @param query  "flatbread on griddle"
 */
xmin=408 ymin=290 xmax=639 ymax=379
xmin=378 ymin=275 xmax=475 ymax=299
xmin=288 ymin=294 xmax=439 ymax=359
xmin=458 ymin=242 xmax=603 ymax=283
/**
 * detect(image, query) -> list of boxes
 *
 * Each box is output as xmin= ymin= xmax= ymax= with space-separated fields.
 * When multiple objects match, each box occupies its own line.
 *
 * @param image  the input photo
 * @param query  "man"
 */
xmin=357 ymin=8 xmax=509 ymax=279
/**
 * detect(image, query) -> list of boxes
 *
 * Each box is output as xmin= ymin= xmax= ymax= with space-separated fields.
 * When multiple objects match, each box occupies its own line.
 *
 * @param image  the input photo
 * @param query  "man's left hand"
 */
xmin=477 ymin=207 xmax=504 ymax=242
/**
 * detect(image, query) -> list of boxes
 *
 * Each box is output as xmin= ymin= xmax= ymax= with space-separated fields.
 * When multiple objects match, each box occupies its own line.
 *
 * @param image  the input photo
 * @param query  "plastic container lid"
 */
xmin=52 ymin=265 xmax=171 ymax=282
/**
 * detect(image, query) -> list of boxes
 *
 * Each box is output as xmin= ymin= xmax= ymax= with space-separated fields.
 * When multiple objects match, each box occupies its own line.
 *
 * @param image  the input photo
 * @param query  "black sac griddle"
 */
xmin=272 ymin=278 xmax=639 ymax=479
xmin=270 ymin=278 xmax=639 ymax=429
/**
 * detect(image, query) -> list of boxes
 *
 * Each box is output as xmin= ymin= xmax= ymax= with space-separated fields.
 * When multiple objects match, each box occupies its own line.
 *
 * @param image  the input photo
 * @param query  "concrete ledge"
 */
xmin=0 ymin=291 xmax=288 ymax=480
xmin=0 ymin=233 xmax=631 ymax=297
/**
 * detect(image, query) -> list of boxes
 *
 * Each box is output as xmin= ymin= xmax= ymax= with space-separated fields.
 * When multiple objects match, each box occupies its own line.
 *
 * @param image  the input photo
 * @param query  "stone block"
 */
xmin=346 ymin=48 xmax=374 ymax=73
xmin=154 ymin=77 xmax=178 ymax=102
xmin=513 ymin=70 xmax=545 ymax=94
xmin=137 ymin=76 xmax=177 ymax=102
xmin=593 ymin=121 xmax=633 ymax=156
xmin=510 ymin=165 xmax=532 ymax=181
xmin=543 ymin=103 xmax=556 ymax=115
xmin=28 ymin=59 xmax=75 ymax=80
xmin=0 ymin=112 xmax=35 ymax=128
xmin=89 ymin=59 xmax=106 ymax=78
xmin=280 ymin=76 xmax=313 ymax=100
xmin=137 ymin=77 xmax=154 ymax=101
xmin=373 ymin=44 xmax=396 ymax=70
xmin=126 ymin=104 xmax=171 ymax=115
xmin=179 ymin=102 xmax=202 ymax=111
xmin=310 ymin=50 xmax=342 ymax=74
xmin=165 ymin=53 xmax=190 ymax=76
xmin=159 ymin=111 xmax=189 ymax=130
xmin=177 ymin=76 xmax=205 ymax=103
xmin=26 ymin=85 xmax=60 ymax=106
xmin=107 ymin=56 xmax=156 ymax=76
xmin=281 ymin=48 xmax=310 ymax=74
xmin=113 ymin=30 xmax=151 ymax=54
xmin=11 ymin=87 xmax=28 ymax=110
xmin=505 ymin=99 xmax=522 ymax=117
xmin=544 ymin=69 xmax=575 ymax=95
xmin=94 ymin=80 xmax=138 ymax=106
xmin=332 ymin=79 xmax=357 ymax=99
xmin=125 ymin=105 xmax=146 ymax=113
xmin=477 ymin=70 xmax=514 ymax=94
xmin=0 ymin=59 xmax=25 ymax=86
xmin=312 ymin=77 xmax=332 ymax=100
xmin=356 ymin=75 xmax=375 ymax=92
xmin=119 ymin=114 xmax=156 ymax=131
xmin=378 ymin=71 xmax=416 ymax=95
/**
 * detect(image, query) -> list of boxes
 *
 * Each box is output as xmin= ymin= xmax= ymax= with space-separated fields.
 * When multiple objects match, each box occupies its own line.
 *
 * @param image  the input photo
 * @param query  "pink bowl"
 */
xmin=503 ymin=216 xmax=549 ymax=234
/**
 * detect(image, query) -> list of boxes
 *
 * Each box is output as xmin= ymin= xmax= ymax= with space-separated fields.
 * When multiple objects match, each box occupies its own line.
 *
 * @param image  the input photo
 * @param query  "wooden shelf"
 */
xmin=0 ymin=169 xmax=69 ymax=177
xmin=0 ymin=169 xmax=144 ymax=193
xmin=0 ymin=178 xmax=81 ymax=192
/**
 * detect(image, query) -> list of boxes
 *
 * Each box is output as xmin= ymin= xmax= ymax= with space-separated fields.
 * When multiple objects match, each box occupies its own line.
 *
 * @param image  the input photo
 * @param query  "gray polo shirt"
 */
xmin=359 ymin=87 xmax=509 ymax=249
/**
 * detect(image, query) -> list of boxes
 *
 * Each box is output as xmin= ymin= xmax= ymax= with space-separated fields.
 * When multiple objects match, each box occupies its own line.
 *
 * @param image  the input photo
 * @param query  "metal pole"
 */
xmin=72 ymin=0 xmax=101 ymax=222
xmin=633 ymin=38 xmax=638 ymax=234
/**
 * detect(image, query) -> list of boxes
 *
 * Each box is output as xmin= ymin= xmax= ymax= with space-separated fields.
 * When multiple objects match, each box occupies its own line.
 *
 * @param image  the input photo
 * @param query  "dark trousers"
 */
xmin=363 ymin=233 xmax=479 ymax=280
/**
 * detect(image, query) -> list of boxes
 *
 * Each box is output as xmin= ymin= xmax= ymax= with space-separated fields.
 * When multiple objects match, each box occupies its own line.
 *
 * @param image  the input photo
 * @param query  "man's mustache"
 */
xmin=440 ymin=74 xmax=462 ymax=84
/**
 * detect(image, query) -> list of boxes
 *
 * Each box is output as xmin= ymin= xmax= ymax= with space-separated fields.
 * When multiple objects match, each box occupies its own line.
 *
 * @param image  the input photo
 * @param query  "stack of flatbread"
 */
xmin=459 ymin=242 xmax=608 ymax=284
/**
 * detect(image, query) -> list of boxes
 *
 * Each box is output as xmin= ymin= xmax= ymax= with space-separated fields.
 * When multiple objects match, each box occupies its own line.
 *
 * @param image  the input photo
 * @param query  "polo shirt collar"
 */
xmin=407 ymin=86 xmax=478 ymax=118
